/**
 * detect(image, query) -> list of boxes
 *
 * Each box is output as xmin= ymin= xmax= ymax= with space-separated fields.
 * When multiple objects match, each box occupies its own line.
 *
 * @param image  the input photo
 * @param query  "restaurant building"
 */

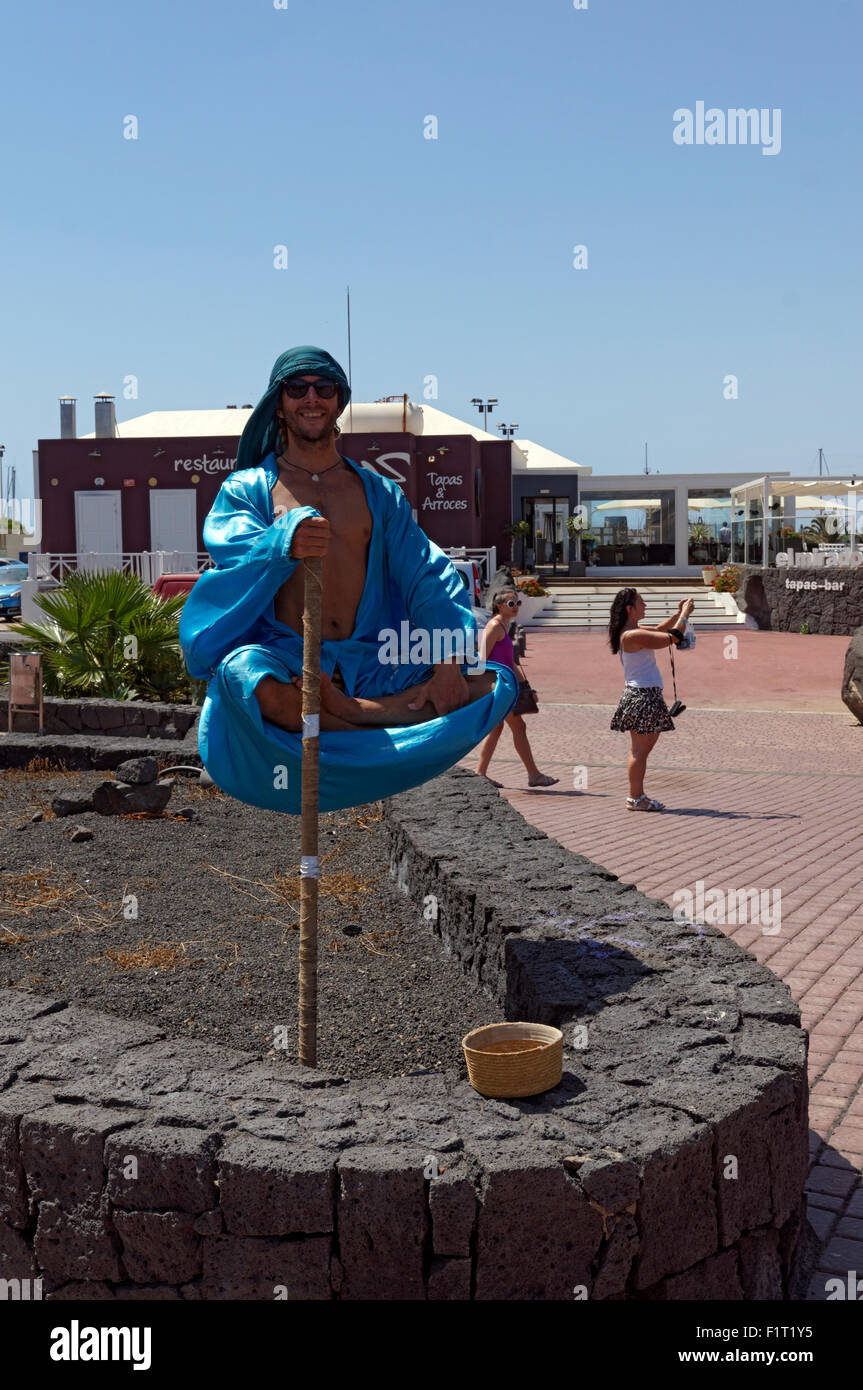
xmin=41 ymin=392 xmax=854 ymax=581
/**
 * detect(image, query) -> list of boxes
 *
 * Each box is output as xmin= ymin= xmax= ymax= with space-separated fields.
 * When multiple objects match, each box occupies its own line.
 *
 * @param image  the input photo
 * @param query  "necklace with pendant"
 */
xmin=277 ymin=451 xmax=342 ymax=484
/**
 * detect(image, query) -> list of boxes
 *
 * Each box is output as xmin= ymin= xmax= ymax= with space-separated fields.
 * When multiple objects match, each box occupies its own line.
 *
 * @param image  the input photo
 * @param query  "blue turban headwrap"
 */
xmin=234 ymin=346 xmax=352 ymax=474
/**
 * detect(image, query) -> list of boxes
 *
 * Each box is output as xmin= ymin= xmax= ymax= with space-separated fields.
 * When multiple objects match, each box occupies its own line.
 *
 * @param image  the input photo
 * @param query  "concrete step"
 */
xmin=523 ymin=582 xmax=744 ymax=628
xmin=522 ymin=618 xmax=743 ymax=629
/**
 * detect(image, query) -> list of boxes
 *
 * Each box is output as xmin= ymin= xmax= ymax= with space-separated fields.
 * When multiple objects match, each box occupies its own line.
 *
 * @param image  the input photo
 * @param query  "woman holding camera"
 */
xmin=608 ymin=589 xmax=694 ymax=811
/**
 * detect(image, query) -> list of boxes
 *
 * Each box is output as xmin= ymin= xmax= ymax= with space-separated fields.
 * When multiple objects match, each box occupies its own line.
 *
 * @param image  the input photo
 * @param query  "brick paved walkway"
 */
xmin=462 ymin=632 xmax=862 ymax=1298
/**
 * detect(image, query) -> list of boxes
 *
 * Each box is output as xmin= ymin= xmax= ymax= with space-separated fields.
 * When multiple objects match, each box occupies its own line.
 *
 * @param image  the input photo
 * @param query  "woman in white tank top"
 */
xmin=608 ymin=588 xmax=694 ymax=811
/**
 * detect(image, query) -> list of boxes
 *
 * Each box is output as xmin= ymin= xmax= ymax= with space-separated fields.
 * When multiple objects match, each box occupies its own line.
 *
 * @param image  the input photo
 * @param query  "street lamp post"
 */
xmin=497 ymin=423 xmax=519 ymax=439
xmin=471 ymin=397 xmax=498 ymax=433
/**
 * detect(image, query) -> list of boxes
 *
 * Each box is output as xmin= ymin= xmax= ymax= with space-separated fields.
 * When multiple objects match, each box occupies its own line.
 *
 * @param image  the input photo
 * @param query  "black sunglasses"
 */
xmin=281 ymin=377 xmax=339 ymax=400
xmin=501 ymin=599 xmax=522 ymax=609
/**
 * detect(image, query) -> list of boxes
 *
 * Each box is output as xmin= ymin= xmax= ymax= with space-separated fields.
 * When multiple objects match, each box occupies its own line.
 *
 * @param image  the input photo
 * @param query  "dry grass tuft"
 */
xmin=356 ymin=926 xmax=400 ymax=956
xmin=102 ymin=941 xmax=191 ymax=971
xmin=0 ymin=867 xmax=136 ymax=944
xmin=26 ymin=757 xmax=72 ymax=775
xmin=319 ymin=869 xmax=378 ymax=907
xmin=0 ymin=759 xmax=75 ymax=797
xmin=0 ymin=868 xmax=80 ymax=916
xmin=351 ymin=802 xmax=383 ymax=833
xmin=208 ymin=852 xmax=379 ymax=927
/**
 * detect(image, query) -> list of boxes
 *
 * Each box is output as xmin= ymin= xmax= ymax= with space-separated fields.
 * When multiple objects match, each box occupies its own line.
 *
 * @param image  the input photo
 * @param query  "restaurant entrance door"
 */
xmin=522 ymin=497 xmax=569 ymax=574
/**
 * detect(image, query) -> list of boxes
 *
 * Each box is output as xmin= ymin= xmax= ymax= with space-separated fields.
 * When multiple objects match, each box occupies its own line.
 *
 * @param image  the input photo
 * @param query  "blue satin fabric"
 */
xmin=179 ymin=453 xmax=518 ymax=813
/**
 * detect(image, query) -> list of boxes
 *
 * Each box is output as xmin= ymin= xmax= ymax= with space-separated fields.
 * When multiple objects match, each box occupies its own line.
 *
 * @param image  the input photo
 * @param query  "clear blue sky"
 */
xmin=2 ymin=0 xmax=861 ymax=499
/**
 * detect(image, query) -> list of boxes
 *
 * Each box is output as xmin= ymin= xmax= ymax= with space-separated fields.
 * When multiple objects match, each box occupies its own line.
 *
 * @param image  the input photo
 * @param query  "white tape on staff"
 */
xmin=302 ymin=714 xmax=320 ymax=739
xmin=300 ymin=856 xmax=320 ymax=879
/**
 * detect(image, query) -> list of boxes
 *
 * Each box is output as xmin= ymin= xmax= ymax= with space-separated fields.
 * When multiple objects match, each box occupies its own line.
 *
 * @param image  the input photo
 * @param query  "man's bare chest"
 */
xmin=271 ymin=469 xmax=372 ymax=546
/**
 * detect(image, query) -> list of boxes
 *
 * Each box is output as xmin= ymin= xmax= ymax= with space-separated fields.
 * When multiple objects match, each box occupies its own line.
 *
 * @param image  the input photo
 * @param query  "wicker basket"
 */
xmin=462 ymin=1021 xmax=563 ymax=1098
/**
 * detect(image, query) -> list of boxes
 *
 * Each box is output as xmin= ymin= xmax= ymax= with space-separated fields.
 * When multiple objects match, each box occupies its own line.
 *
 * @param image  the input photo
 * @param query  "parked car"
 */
xmin=0 ymin=559 xmax=28 ymax=617
xmin=152 ymin=572 xmax=200 ymax=601
xmin=450 ymin=558 xmax=493 ymax=629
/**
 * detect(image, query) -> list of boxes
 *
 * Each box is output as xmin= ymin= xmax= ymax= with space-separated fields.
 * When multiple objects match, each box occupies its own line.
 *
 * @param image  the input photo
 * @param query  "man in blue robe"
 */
xmin=179 ymin=347 xmax=518 ymax=813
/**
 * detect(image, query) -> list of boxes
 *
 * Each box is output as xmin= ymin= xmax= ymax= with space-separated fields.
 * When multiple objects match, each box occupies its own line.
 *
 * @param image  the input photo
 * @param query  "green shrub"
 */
xmin=8 ymin=568 xmax=200 ymax=702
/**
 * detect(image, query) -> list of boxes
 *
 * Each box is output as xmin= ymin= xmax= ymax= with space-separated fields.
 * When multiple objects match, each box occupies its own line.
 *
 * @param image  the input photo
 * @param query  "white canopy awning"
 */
xmin=731 ymin=475 xmax=863 ymax=503
xmin=594 ymin=498 xmax=661 ymax=510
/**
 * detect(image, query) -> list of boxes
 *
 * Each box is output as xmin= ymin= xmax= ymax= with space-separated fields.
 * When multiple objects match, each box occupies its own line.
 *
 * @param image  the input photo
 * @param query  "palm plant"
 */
xmin=803 ymin=515 xmax=848 ymax=545
xmin=9 ymin=568 xmax=197 ymax=702
xmin=504 ymin=520 xmax=530 ymax=566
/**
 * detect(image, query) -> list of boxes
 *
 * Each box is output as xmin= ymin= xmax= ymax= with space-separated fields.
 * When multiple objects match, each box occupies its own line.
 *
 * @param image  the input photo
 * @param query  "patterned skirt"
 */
xmin=610 ymin=685 xmax=675 ymax=734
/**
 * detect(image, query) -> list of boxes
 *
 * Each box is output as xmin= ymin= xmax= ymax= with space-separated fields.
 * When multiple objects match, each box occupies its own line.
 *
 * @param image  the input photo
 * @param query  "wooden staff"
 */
xmin=298 ymin=555 xmax=322 ymax=1067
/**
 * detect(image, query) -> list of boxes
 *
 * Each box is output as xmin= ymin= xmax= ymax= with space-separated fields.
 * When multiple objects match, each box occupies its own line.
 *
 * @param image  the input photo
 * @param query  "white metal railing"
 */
xmin=28 ymin=552 xmax=213 ymax=584
xmin=443 ymin=546 xmax=497 ymax=585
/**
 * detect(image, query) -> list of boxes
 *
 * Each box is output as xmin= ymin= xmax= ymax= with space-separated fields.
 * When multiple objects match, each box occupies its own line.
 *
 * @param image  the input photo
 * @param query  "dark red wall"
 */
xmin=36 ymin=432 xmax=512 ymax=556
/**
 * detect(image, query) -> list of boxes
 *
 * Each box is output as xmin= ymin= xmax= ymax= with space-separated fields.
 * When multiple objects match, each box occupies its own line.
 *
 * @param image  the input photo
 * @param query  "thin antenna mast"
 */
xmin=346 ymin=285 xmax=353 ymax=433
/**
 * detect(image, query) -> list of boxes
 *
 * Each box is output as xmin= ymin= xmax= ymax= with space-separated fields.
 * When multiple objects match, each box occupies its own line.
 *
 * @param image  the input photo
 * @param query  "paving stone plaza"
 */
xmin=462 ymin=627 xmax=863 ymax=1298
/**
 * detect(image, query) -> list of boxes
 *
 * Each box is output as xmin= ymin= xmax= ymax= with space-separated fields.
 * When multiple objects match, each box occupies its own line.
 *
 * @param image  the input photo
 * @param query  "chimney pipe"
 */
xmin=59 ymin=395 xmax=77 ymax=439
xmin=94 ymin=393 xmax=117 ymax=439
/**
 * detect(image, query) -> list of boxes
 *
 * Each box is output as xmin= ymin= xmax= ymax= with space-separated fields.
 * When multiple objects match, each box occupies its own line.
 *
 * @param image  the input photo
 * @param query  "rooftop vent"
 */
xmin=59 ymin=395 xmax=77 ymax=440
xmin=94 ymin=393 xmax=117 ymax=439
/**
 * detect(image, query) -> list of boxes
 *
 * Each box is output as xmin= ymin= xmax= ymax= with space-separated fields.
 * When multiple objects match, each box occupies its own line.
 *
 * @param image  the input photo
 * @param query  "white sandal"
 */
xmin=626 ymin=794 xmax=665 ymax=811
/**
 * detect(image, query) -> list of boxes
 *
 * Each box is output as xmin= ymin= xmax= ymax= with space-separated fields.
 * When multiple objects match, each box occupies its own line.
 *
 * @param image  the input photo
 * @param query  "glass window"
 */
xmin=580 ymin=490 xmax=676 ymax=566
xmin=687 ymin=488 xmax=732 ymax=565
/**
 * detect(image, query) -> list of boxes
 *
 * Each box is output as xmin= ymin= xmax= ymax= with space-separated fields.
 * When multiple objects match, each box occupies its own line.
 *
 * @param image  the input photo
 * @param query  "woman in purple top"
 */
xmin=475 ymin=587 xmax=559 ymax=789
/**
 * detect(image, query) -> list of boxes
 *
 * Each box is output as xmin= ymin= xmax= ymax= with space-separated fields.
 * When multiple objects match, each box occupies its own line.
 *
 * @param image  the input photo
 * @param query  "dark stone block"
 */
xmin=96 ymin=705 xmax=127 ymax=731
xmin=113 ymin=1283 xmax=183 ymax=1299
xmin=49 ymin=788 xmax=95 ymax=817
xmin=656 ymin=1248 xmax=743 ymax=1300
xmin=200 ymin=1234 xmax=331 ymax=1300
xmin=22 ymin=1104 xmax=139 ymax=1207
xmin=737 ymin=1227 xmax=784 ymax=1299
xmin=34 ymin=1198 xmax=124 ymax=1282
xmin=841 ymin=626 xmax=863 ymax=723
xmin=0 ymin=1219 xmax=38 ymax=1279
xmin=114 ymin=756 xmax=159 ymax=785
xmin=634 ymin=1129 xmax=717 ymax=1289
xmin=765 ymin=1104 xmax=809 ymax=1228
xmin=193 ymin=1209 xmax=224 ymax=1236
xmin=428 ymin=1256 xmax=472 ymax=1300
xmin=714 ymin=1103 xmax=774 ymax=1247
xmin=218 ymin=1137 xmax=335 ymax=1236
xmin=592 ymin=1210 xmax=639 ymax=1299
xmin=113 ymin=1209 xmax=201 ymax=1283
xmin=734 ymin=563 xmax=863 ymax=636
xmin=429 ymin=1172 xmax=477 ymax=1257
xmin=45 ymin=1280 xmax=116 ymax=1300
xmin=577 ymin=1157 xmax=639 ymax=1212
xmin=105 ymin=1127 xmax=220 ymax=1213
xmin=338 ymin=1147 xmax=428 ymax=1299
xmin=0 ymin=1098 xmax=37 ymax=1228
xmin=91 ymin=779 xmax=172 ymax=815
xmin=475 ymin=1154 xmax=603 ymax=1300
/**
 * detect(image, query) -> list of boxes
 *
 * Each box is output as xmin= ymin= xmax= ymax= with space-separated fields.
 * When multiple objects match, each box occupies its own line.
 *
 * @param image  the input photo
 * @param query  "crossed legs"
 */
xmin=255 ymin=668 xmax=497 ymax=734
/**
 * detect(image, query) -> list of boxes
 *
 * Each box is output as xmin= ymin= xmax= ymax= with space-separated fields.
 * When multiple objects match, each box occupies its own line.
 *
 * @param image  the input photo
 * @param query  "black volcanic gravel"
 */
xmin=0 ymin=767 xmax=499 ymax=1079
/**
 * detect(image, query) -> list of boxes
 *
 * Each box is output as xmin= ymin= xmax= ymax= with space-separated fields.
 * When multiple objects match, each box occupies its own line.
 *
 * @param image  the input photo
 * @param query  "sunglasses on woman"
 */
xmin=502 ymin=599 xmax=522 ymax=609
xmin=281 ymin=378 xmax=339 ymax=399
